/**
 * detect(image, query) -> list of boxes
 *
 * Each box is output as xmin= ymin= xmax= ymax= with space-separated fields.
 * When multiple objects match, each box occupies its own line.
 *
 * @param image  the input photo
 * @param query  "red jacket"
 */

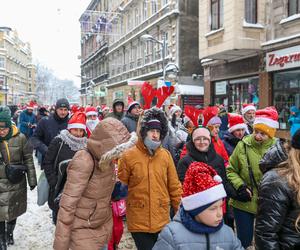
xmin=212 ymin=137 xmax=229 ymax=166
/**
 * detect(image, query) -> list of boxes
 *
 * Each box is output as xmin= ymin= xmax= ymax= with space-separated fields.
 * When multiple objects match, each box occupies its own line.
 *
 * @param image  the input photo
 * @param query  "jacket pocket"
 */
xmin=159 ymin=198 xmax=170 ymax=212
xmin=127 ymin=199 xmax=145 ymax=208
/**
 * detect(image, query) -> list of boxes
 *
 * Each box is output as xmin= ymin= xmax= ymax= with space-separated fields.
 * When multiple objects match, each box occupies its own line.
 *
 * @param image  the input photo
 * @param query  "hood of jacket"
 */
xmin=259 ymin=138 xmax=288 ymax=174
xmin=87 ymin=117 xmax=137 ymax=170
xmin=223 ymin=131 xmax=241 ymax=146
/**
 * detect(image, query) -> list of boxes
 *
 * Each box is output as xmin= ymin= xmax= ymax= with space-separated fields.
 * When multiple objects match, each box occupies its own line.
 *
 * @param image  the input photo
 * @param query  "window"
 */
xmin=28 ymin=70 xmax=32 ymax=79
xmin=143 ymin=1 xmax=148 ymax=21
xmin=288 ymin=0 xmax=300 ymax=16
xmin=152 ymin=1 xmax=158 ymax=15
xmin=245 ymin=0 xmax=257 ymax=23
xmin=162 ymin=0 xmax=169 ymax=6
xmin=0 ymin=57 xmax=4 ymax=68
xmin=273 ymin=69 xmax=300 ymax=130
xmin=211 ymin=0 xmax=223 ymax=30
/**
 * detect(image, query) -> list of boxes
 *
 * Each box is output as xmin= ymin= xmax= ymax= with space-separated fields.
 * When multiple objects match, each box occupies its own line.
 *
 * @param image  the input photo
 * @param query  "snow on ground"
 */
xmin=10 ymin=166 xmax=55 ymax=250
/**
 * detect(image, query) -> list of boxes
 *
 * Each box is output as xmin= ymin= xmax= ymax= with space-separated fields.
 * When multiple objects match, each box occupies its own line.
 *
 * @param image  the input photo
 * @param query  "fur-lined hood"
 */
xmin=139 ymin=107 xmax=169 ymax=140
xmin=87 ymin=118 xmax=137 ymax=170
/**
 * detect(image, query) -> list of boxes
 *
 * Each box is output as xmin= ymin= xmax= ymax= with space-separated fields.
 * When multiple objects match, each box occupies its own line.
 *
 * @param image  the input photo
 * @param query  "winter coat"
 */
xmin=54 ymin=118 xmax=136 ymax=250
xmin=19 ymin=110 xmax=37 ymax=137
xmin=222 ymin=130 xmax=242 ymax=156
xmin=288 ymin=106 xmax=300 ymax=137
xmin=31 ymin=112 xmax=68 ymax=158
xmin=121 ymin=113 xmax=138 ymax=133
xmin=42 ymin=130 xmax=87 ymax=209
xmin=153 ymin=209 xmax=244 ymax=250
xmin=226 ymin=135 xmax=276 ymax=214
xmin=0 ymin=125 xmax=37 ymax=221
xmin=255 ymin=141 xmax=299 ymax=249
xmin=118 ymin=139 xmax=182 ymax=233
xmin=105 ymin=99 xmax=124 ymax=121
xmin=177 ymin=141 xmax=237 ymax=199
xmin=212 ymin=136 xmax=229 ymax=165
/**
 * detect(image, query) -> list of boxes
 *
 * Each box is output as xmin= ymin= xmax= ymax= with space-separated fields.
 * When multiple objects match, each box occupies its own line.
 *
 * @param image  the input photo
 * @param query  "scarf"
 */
xmin=144 ymin=137 xmax=161 ymax=155
xmin=180 ymin=206 xmax=223 ymax=234
xmin=56 ymin=129 xmax=87 ymax=151
xmin=186 ymin=140 xmax=217 ymax=163
xmin=86 ymin=119 xmax=99 ymax=132
xmin=0 ymin=128 xmax=13 ymax=142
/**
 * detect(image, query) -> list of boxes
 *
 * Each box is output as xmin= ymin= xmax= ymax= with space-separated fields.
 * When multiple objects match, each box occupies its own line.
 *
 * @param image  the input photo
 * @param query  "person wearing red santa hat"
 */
xmin=100 ymin=105 xmax=110 ymax=120
xmin=85 ymin=106 xmax=99 ymax=137
xmin=203 ymin=106 xmax=229 ymax=166
xmin=42 ymin=112 xmax=87 ymax=224
xmin=241 ymin=103 xmax=256 ymax=134
xmin=18 ymin=102 xmax=37 ymax=138
xmin=222 ymin=113 xmax=247 ymax=156
xmin=153 ymin=162 xmax=243 ymax=250
xmin=226 ymin=106 xmax=278 ymax=248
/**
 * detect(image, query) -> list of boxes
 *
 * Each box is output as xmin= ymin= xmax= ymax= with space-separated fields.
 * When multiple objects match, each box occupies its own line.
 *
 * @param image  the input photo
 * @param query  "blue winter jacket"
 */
xmin=222 ymin=131 xmax=242 ymax=156
xmin=288 ymin=106 xmax=300 ymax=137
xmin=153 ymin=210 xmax=244 ymax=250
xmin=19 ymin=110 xmax=37 ymax=137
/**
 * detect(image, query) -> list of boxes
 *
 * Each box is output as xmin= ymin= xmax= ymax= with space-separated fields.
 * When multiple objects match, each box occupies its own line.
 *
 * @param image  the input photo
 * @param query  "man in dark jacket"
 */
xmin=31 ymin=98 xmax=70 ymax=166
xmin=105 ymin=99 xmax=124 ymax=120
xmin=19 ymin=105 xmax=37 ymax=138
xmin=121 ymin=101 xmax=140 ymax=133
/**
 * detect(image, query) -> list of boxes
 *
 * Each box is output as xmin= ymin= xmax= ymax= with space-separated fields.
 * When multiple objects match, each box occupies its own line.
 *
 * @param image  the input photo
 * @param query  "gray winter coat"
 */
xmin=121 ymin=113 xmax=138 ymax=133
xmin=0 ymin=126 xmax=37 ymax=221
xmin=153 ymin=212 xmax=244 ymax=250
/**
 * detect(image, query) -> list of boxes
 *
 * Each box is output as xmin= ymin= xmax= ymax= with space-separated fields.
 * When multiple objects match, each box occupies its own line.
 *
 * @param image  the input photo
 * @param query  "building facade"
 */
xmin=0 ymin=27 xmax=36 ymax=106
xmin=199 ymin=0 xmax=299 ymax=138
xmin=80 ymin=0 xmax=203 ymax=108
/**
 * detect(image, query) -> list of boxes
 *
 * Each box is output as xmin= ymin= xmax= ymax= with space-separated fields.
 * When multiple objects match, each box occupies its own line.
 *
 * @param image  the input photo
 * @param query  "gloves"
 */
xmin=30 ymin=186 xmax=36 ymax=191
xmin=235 ymin=184 xmax=252 ymax=202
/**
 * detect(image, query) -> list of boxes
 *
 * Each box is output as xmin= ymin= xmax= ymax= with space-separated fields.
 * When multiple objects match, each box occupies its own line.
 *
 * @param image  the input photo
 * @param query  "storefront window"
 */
xmin=214 ymin=76 xmax=259 ymax=113
xmin=273 ymin=69 xmax=300 ymax=130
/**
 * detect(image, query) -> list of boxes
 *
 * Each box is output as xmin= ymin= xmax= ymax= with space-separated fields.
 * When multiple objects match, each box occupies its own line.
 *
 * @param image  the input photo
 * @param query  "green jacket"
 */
xmin=226 ymin=135 xmax=276 ymax=214
xmin=0 ymin=125 xmax=37 ymax=221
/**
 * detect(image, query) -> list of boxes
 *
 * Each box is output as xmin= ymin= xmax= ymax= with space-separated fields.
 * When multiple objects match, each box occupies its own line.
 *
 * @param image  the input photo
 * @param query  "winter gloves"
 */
xmin=235 ymin=184 xmax=252 ymax=202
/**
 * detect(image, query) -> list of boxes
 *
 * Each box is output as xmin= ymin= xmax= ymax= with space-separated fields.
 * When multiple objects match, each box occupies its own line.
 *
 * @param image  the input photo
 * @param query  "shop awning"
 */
xmin=177 ymin=84 xmax=204 ymax=95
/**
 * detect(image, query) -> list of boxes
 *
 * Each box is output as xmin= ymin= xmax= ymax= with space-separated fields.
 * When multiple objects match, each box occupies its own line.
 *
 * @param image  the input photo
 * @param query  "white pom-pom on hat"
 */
xmin=213 ymin=175 xmax=222 ymax=183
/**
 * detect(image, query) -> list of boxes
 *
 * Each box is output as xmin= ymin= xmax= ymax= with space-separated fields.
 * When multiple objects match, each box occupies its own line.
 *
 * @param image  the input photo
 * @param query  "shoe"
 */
xmin=0 ymin=234 xmax=7 ymax=250
xmin=6 ymin=224 xmax=15 ymax=246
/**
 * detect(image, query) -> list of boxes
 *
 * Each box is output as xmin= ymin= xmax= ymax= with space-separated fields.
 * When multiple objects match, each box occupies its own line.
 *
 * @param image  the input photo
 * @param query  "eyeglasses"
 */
xmin=193 ymin=137 xmax=210 ymax=143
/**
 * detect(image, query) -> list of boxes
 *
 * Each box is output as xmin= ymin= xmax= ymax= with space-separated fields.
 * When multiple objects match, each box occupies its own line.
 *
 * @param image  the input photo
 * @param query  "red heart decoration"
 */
xmin=141 ymin=82 xmax=156 ymax=109
xmin=156 ymin=86 xmax=175 ymax=108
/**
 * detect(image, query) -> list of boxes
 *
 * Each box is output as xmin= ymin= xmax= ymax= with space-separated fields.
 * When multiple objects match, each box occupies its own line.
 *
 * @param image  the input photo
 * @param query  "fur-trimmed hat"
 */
xmin=127 ymin=101 xmax=140 ymax=113
xmin=182 ymin=162 xmax=226 ymax=216
xmin=67 ymin=112 xmax=86 ymax=131
xmin=85 ymin=106 xmax=98 ymax=117
xmin=169 ymin=105 xmax=182 ymax=118
xmin=242 ymin=103 xmax=256 ymax=115
xmin=228 ymin=113 xmax=247 ymax=133
xmin=140 ymin=107 xmax=168 ymax=140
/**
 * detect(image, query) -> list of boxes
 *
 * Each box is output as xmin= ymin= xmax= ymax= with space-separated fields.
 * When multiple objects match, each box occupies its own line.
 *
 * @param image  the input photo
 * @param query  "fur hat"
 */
xmin=182 ymin=162 xmax=226 ymax=215
xmin=140 ymin=107 xmax=168 ymax=140
xmin=253 ymin=107 xmax=279 ymax=138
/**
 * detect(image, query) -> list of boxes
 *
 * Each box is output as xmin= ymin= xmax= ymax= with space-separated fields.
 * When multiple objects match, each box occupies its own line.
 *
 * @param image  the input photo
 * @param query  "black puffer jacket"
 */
xmin=177 ymin=141 xmax=237 ymax=199
xmin=255 ymin=142 xmax=300 ymax=250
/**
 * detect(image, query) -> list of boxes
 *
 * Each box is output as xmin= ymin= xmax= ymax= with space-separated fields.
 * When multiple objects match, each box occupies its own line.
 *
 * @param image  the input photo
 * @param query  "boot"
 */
xmin=0 ymin=234 xmax=7 ymax=250
xmin=6 ymin=223 xmax=15 ymax=246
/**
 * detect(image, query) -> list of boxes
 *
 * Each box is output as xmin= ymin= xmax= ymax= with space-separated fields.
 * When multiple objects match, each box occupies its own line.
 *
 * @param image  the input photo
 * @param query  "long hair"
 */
xmin=277 ymin=147 xmax=300 ymax=231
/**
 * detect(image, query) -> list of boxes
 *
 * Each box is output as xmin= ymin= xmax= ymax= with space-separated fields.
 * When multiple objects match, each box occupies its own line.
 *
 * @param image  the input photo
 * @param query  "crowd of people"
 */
xmin=0 ymin=97 xmax=299 ymax=250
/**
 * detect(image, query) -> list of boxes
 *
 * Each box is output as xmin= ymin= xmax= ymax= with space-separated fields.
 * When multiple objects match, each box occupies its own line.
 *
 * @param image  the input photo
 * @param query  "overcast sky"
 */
xmin=0 ymin=0 xmax=91 ymax=87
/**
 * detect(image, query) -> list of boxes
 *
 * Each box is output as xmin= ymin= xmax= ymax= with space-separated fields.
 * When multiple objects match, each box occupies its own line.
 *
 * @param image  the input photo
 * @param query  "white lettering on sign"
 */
xmin=266 ymin=45 xmax=300 ymax=72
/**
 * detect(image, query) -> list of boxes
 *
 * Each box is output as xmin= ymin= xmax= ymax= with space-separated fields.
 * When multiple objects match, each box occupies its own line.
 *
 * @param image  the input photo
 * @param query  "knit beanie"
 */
xmin=291 ymin=129 xmax=300 ymax=149
xmin=0 ymin=106 xmax=12 ymax=128
xmin=55 ymin=98 xmax=70 ymax=110
xmin=127 ymin=101 xmax=140 ymax=114
xmin=182 ymin=162 xmax=226 ymax=216
xmin=253 ymin=107 xmax=279 ymax=138
xmin=192 ymin=127 xmax=211 ymax=142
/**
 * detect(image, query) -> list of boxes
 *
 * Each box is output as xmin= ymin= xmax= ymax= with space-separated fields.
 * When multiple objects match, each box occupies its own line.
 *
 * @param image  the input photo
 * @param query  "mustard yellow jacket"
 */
xmin=118 ymin=140 xmax=182 ymax=233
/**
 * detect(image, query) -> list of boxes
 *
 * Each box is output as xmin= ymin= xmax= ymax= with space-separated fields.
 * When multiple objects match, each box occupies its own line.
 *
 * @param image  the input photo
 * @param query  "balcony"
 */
xmin=199 ymin=0 xmax=266 ymax=61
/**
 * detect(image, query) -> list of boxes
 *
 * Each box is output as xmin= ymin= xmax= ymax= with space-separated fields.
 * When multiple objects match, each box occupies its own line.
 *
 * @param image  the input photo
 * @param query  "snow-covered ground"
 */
xmin=10 ymin=167 xmax=55 ymax=250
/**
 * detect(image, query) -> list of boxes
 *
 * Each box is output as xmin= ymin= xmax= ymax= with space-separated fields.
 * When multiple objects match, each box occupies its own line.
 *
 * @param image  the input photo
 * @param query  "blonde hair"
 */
xmin=278 ymin=148 xmax=300 ymax=231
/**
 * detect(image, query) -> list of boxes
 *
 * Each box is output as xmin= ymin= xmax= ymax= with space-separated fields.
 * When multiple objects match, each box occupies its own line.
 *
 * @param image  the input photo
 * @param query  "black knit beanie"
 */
xmin=55 ymin=98 xmax=70 ymax=110
xmin=291 ymin=129 xmax=300 ymax=149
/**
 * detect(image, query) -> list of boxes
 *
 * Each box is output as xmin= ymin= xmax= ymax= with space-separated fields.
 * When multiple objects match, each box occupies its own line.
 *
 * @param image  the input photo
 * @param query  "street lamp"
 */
xmin=140 ymin=33 xmax=167 ymax=77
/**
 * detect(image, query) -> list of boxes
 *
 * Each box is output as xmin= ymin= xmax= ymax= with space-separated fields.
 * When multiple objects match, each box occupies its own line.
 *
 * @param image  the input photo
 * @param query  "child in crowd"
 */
xmin=153 ymin=162 xmax=244 ymax=250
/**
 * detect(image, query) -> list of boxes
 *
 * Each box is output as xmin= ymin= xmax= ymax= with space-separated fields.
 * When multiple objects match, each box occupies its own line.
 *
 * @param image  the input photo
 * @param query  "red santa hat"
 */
xmin=202 ymin=106 xmax=221 ymax=127
xmin=26 ymin=103 xmax=34 ymax=110
xmin=67 ymin=112 xmax=86 ymax=131
xmin=85 ymin=106 xmax=98 ymax=117
xmin=228 ymin=113 xmax=247 ymax=133
xmin=254 ymin=107 xmax=279 ymax=129
xmin=242 ymin=103 xmax=256 ymax=115
xmin=182 ymin=162 xmax=226 ymax=214
xmin=101 ymin=105 xmax=110 ymax=112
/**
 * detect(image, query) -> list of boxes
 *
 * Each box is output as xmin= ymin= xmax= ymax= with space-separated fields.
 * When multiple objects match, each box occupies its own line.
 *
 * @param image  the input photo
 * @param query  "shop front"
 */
xmin=266 ymin=45 xmax=300 ymax=133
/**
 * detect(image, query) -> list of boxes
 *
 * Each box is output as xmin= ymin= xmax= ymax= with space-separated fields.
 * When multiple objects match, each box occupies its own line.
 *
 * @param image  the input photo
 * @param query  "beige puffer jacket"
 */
xmin=53 ymin=118 xmax=137 ymax=250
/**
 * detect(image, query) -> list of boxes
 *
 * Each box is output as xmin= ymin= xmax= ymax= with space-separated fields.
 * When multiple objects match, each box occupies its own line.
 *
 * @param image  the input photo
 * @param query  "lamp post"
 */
xmin=140 ymin=33 xmax=167 ymax=79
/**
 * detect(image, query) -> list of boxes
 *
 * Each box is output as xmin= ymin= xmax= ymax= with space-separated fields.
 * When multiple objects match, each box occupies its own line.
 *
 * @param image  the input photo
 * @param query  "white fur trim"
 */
xmin=27 ymin=107 xmax=34 ymax=110
xmin=228 ymin=123 xmax=247 ymax=133
xmin=181 ymin=184 xmax=227 ymax=211
xmin=98 ymin=132 xmax=138 ymax=170
xmin=254 ymin=117 xmax=279 ymax=128
xmin=67 ymin=123 xmax=86 ymax=130
xmin=213 ymin=175 xmax=222 ymax=183
xmin=242 ymin=105 xmax=256 ymax=115
xmin=86 ymin=111 xmax=98 ymax=116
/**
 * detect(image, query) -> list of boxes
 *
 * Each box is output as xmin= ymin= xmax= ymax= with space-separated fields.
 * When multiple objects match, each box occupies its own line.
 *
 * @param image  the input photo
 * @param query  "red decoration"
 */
xmin=156 ymin=86 xmax=175 ymax=108
xmin=184 ymin=105 xmax=203 ymax=127
xmin=141 ymin=82 xmax=156 ymax=109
